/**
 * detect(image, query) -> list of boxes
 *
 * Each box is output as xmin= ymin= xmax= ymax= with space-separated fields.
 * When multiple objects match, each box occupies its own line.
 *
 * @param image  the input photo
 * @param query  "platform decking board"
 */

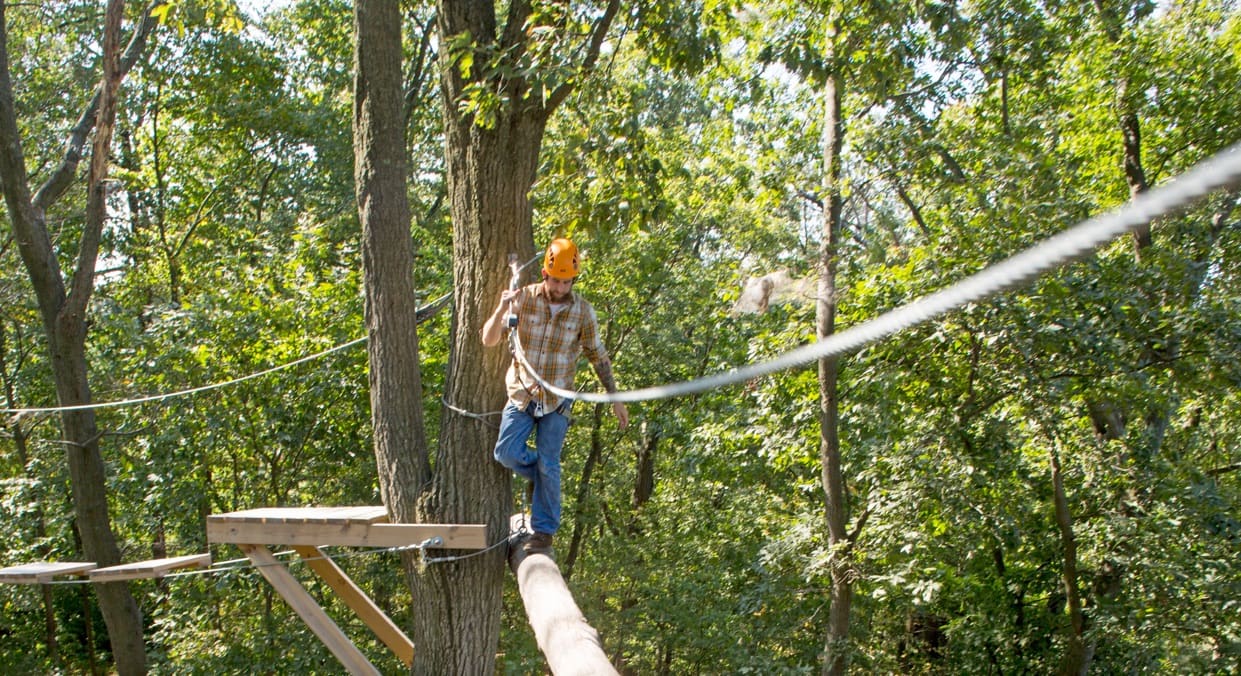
xmin=0 ymin=561 xmax=97 ymax=584
xmin=89 ymin=554 xmax=212 ymax=582
xmin=208 ymin=506 xmax=389 ymax=526
xmin=207 ymin=520 xmax=487 ymax=549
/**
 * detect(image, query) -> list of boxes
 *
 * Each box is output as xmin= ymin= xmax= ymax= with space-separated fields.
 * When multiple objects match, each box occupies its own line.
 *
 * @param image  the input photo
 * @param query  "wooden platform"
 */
xmin=89 ymin=554 xmax=212 ymax=582
xmin=206 ymin=506 xmax=490 ymax=675
xmin=0 ymin=561 xmax=97 ymax=584
xmin=206 ymin=505 xmax=486 ymax=549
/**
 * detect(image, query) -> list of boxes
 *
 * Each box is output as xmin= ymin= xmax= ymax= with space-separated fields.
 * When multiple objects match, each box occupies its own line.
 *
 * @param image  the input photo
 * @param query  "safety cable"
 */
xmin=15 ymin=145 xmax=1239 ymax=587
xmin=510 ymin=141 xmax=1241 ymax=405
xmin=1 ymin=290 xmax=452 ymax=415
xmin=34 ymin=537 xmax=449 ymax=586
xmin=7 ymin=145 xmax=1239 ymax=419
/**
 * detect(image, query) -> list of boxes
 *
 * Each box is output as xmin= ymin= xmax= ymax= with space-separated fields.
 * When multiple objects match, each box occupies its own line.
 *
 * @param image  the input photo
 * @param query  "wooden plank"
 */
xmin=0 ymin=561 xmax=97 ymax=584
xmin=209 ymin=506 xmax=389 ymax=526
xmin=239 ymin=544 xmax=380 ymax=676
xmin=208 ymin=521 xmax=487 ymax=550
xmin=294 ymin=545 xmax=414 ymax=666
xmin=88 ymin=554 xmax=211 ymax=582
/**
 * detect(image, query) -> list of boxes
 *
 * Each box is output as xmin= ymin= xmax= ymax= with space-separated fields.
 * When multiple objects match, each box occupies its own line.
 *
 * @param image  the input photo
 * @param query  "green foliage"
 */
xmin=2 ymin=0 xmax=1239 ymax=672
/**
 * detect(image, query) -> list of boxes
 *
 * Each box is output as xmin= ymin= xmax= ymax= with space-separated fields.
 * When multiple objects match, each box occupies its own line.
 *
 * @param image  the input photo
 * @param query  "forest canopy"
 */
xmin=1 ymin=0 xmax=1239 ymax=673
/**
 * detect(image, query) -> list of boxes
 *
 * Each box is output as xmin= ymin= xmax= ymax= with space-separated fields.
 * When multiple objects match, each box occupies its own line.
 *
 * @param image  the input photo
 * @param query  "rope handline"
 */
xmin=508 ymin=142 xmax=1241 ymax=404
xmin=2 ymin=290 xmax=453 ymax=415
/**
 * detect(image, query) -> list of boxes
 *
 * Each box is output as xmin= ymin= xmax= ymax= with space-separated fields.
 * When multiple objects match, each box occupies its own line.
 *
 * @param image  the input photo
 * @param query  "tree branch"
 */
xmin=543 ymin=0 xmax=620 ymax=116
xmin=32 ymin=1 xmax=161 ymax=212
xmin=1206 ymin=463 xmax=1240 ymax=478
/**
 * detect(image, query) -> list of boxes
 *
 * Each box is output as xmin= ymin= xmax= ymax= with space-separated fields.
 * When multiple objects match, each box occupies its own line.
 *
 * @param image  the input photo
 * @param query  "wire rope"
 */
xmin=1 ymin=290 xmax=452 ymax=415
xmin=36 ymin=538 xmax=448 ymax=586
xmin=510 ymin=141 xmax=1241 ymax=405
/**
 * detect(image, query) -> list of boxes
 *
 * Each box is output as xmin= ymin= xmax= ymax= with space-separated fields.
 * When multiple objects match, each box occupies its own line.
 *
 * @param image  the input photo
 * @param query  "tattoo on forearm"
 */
xmin=595 ymin=360 xmax=618 ymax=393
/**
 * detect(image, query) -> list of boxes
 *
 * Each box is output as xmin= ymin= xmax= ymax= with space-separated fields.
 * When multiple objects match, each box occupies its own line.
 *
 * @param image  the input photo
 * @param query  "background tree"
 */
xmin=0 ymin=1 xmax=156 ymax=672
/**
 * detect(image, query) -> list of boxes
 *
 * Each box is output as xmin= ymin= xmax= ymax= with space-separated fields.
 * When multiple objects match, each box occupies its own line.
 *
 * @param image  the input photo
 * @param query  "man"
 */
xmin=481 ymin=237 xmax=629 ymax=556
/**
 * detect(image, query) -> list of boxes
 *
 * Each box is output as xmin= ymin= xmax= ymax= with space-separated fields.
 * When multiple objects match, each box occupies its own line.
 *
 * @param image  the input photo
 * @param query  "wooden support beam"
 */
xmin=89 ymin=554 xmax=211 ymax=582
xmin=239 ymin=544 xmax=380 ymax=676
xmin=0 ymin=561 xmax=96 ymax=584
xmin=293 ymin=545 xmax=414 ymax=666
xmin=507 ymin=515 xmax=617 ymax=676
xmin=204 ymin=506 xmax=488 ymax=672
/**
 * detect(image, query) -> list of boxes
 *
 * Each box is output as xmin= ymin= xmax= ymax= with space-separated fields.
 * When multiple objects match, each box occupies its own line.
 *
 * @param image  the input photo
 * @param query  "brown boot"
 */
xmin=523 ymin=532 xmax=554 ymax=556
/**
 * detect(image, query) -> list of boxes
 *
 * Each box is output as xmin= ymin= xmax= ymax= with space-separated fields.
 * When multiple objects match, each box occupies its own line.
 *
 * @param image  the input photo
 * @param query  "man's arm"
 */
xmin=591 ymin=359 xmax=630 ymax=430
xmin=480 ymin=288 xmax=520 ymax=346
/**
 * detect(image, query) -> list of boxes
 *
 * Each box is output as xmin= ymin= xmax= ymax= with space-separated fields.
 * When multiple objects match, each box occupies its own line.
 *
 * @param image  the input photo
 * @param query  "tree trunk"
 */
xmin=353 ymin=2 xmax=447 ymax=673
xmin=354 ymin=0 xmax=430 ymax=520
xmin=818 ymin=66 xmax=852 ymax=676
xmin=1051 ymin=446 xmax=1091 ymax=676
xmin=0 ymin=2 xmax=147 ymax=672
xmin=369 ymin=1 xmax=619 ymax=669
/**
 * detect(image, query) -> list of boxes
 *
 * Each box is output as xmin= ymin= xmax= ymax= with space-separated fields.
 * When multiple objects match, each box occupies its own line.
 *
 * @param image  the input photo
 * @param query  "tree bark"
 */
xmin=352 ymin=3 xmax=444 ymax=674
xmin=354 ymin=0 xmax=429 ymax=520
xmin=818 ymin=61 xmax=852 ymax=676
xmin=0 ymin=2 xmax=147 ymax=672
xmin=405 ymin=1 xmax=619 ymax=671
xmin=1051 ymin=446 xmax=1091 ymax=676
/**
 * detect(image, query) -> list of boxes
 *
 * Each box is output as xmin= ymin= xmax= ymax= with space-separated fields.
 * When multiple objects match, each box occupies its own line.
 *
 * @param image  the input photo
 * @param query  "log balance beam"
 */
xmin=508 ymin=513 xmax=618 ymax=676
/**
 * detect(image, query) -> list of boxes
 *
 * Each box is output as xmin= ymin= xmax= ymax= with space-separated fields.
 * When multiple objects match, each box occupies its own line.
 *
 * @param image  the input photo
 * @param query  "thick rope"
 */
xmin=511 ymin=141 xmax=1241 ymax=404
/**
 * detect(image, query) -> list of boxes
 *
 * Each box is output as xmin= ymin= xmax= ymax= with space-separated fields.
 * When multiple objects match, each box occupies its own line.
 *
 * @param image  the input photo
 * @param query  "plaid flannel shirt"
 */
xmin=505 ymin=282 xmax=607 ymax=412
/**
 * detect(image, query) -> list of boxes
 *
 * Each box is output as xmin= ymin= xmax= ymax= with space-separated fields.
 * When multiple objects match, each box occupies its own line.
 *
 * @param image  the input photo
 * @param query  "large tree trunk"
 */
xmin=818 ymin=66 xmax=852 ymax=676
xmin=353 ymin=0 xmax=430 ymax=519
xmin=418 ymin=103 xmax=541 ymax=675
xmin=352 ymin=2 xmax=442 ymax=673
xmin=364 ymin=1 xmax=618 ymax=669
xmin=0 ymin=2 xmax=147 ymax=673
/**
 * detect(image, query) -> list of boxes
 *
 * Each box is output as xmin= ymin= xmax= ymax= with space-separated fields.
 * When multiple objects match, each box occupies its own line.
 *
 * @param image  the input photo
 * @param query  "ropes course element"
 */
xmin=0 ymin=290 xmax=453 ymax=416
xmin=33 ymin=538 xmax=448 ymax=586
xmin=440 ymin=398 xmax=504 ymax=427
xmin=511 ymin=142 xmax=1241 ymax=405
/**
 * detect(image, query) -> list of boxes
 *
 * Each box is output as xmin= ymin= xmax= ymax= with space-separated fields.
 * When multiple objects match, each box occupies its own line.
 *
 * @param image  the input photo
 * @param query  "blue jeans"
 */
xmin=493 ymin=400 xmax=572 ymax=535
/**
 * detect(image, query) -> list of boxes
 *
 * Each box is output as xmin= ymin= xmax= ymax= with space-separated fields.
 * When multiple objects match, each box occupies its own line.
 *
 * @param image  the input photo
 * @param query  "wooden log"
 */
xmin=508 ymin=515 xmax=617 ymax=676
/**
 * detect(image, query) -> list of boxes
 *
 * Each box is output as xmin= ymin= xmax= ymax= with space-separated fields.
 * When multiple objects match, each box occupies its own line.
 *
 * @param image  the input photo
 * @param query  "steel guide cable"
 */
xmin=510 ymin=142 xmax=1241 ymax=404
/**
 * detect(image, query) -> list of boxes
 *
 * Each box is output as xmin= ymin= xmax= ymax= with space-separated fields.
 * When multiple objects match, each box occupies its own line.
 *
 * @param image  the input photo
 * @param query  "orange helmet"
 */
xmin=542 ymin=238 xmax=580 ymax=279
